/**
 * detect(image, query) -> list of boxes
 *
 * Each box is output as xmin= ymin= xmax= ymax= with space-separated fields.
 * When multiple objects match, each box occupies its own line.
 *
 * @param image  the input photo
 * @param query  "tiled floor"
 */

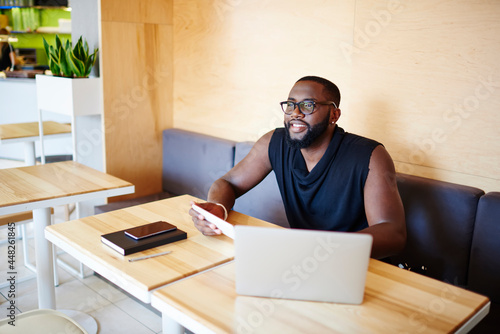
xmin=0 ymin=159 xmax=163 ymax=333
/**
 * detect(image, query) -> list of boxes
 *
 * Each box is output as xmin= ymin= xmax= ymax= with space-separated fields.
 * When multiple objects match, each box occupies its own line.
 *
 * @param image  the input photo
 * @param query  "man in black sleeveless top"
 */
xmin=189 ymin=76 xmax=406 ymax=259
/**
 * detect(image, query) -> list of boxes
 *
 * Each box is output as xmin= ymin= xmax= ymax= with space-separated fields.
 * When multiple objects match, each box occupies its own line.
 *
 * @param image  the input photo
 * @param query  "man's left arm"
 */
xmin=360 ymin=145 xmax=406 ymax=259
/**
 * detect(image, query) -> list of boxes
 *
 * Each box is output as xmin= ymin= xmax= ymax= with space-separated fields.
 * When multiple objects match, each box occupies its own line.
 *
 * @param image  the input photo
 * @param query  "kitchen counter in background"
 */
xmin=3 ymin=69 xmax=44 ymax=78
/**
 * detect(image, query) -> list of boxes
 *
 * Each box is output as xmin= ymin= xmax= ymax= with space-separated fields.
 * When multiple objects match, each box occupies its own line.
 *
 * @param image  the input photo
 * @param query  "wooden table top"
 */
xmin=45 ymin=194 xmax=278 ymax=302
xmin=152 ymin=260 xmax=490 ymax=334
xmin=0 ymin=161 xmax=134 ymax=214
xmin=0 ymin=121 xmax=71 ymax=141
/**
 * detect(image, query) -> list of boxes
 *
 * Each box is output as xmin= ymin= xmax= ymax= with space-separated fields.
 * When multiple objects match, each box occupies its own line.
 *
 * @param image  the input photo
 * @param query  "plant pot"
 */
xmin=35 ymin=74 xmax=101 ymax=116
xmin=35 ymin=74 xmax=102 ymax=164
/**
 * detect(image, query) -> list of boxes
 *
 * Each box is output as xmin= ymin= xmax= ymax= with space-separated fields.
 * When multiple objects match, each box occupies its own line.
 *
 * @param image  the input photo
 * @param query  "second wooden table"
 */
xmin=0 ymin=161 xmax=134 ymax=309
xmin=45 ymin=194 xmax=277 ymax=303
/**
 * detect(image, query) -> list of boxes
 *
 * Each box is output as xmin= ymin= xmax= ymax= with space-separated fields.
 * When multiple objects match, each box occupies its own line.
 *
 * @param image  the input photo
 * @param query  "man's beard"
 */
xmin=284 ymin=114 xmax=330 ymax=149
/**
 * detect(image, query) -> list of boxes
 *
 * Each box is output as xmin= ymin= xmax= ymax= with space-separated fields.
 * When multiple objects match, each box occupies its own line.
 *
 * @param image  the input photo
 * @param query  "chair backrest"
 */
xmin=468 ymin=192 xmax=500 ymax=301
xmin=0 ymin=309 xmax=88 ymax=334
xmin=162 ymin=129 xmax=236 ymax=200
xmin=232 ymin=141 xmax=289 ymax=227
xmin=391 ymin=173 xmax=484 ymax=286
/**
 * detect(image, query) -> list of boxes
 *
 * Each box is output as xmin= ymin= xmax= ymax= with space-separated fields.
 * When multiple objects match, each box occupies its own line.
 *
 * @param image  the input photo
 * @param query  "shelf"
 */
xmin=2 ymin=5 xmax=71 ymax=35
xmin=11 ymin=29 xmax=70 ymax=34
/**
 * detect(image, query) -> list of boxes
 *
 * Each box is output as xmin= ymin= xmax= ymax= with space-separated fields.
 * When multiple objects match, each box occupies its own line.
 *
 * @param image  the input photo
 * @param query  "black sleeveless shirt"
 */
xmin=268 ymin=126 xmax=381 ymax=231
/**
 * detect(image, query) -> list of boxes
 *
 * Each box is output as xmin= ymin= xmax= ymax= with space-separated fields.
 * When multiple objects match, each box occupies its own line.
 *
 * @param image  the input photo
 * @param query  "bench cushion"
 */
xmin=468 ymin=192 xmax=500 ymax=300
xmin=469 ymin=191 xmax=500 ymax=334
xmin=391 ymin=173 xmax=484 ymax=286
xmin=232 ymin=141 xmax=289 ymax=228
xmin=162 ymin=129 xmax=236 ymax=200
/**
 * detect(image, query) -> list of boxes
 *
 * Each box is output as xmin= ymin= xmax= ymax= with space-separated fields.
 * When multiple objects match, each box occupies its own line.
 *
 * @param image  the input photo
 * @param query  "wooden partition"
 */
xmin=101 ymin=0 xmax=174 ymax=200
xmin=172 ymin=0 xmax=500 ymax=192
xmin=347 ymin=0 xmax=500 ymax=191
xmin=101 ymin=0 xmax=500 ymax=199
xmin=173 ymin=0 xmax=356 ymax=142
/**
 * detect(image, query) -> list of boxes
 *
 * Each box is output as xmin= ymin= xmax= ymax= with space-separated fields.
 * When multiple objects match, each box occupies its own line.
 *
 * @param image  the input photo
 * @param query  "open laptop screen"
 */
xmin=234 ymin=226 xmax=373 ymax=304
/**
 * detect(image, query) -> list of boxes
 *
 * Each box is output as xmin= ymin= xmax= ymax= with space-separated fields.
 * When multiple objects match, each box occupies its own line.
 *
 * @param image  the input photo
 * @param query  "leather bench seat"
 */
xmin=391 ymin=173 xmax=484 ymax=286
xmin=468 ymin=192 xmax=500 ymax=332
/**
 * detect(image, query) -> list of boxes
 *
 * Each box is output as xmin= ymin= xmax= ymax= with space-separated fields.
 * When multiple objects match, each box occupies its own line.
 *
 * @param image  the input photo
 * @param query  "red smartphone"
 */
xmin=124 ymin=221 xmax=177 ymax=240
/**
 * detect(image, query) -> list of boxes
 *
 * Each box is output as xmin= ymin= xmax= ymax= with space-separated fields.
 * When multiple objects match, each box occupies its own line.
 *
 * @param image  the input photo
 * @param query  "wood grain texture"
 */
xmin=0 ymin=208 xmax=54 ymax=226
xmin=0 ymin=211 xmax=33 ymax=226
xmin=99 ymin=0 xmax=500 ymax=198
xmin=101 ymin=1 xmax=173 ymax=200
xmin=45 ymin=195 xmax=278 ymax=293
xmin=0 ymin=161 xmax=133 ymax=209
xmin=347 ymin=0 xmax=500 ymax=191
xmin=0 ymin=121 xmax=71 ymax=140
xmin=171 ymin=0 xmax=499 ymax=192
xmin=173 ymin=0 xmax=356 ymax=142
xmin=101 ymin=0 xmax=173 ymax=25
xmin=153 ymin=260 xmax=489 ymax=333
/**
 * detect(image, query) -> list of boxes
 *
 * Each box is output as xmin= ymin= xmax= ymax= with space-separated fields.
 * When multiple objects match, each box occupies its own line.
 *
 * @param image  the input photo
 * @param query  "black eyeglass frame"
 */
xmin=279 ymin=100 xmax=338 ymax=115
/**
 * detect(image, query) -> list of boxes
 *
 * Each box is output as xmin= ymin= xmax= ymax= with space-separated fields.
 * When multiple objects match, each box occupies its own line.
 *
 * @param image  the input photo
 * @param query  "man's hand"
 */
xmin=189 ymin=201 xmax=226 ymax=236
xmin=189 ymin=131 xmax=274 ymax=236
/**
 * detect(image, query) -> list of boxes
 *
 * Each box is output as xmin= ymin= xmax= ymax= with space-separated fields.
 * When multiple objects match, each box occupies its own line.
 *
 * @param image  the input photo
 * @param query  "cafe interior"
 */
xmin=1 ymin=0 xmax=499 ymax=333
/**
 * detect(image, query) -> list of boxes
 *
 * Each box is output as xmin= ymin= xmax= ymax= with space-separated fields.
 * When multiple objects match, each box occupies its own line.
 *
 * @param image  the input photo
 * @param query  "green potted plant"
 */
xmin=43 ymin=35 xmax=98 ymax=78
xmin=35 ymin=35 xmax=102 ymax=163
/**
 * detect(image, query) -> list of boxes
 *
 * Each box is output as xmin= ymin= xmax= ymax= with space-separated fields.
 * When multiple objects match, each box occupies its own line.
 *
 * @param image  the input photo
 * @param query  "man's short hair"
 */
xmin=296 ymin=76 xmax=341 ymax=107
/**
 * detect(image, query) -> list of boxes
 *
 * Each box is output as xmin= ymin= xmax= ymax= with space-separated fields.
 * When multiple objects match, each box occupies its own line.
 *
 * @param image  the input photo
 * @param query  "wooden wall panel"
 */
xmin=348 ymin=0 xmax=500 ymax=192
xmin=101 ymin=0 xmax=173 ymax=200
xmin=173 ymin=0 xmax=356 ymax=142
xmin=172 ymin=0 xmax=499 ymax=191
xmin=101 ymin=0 xmax=173 ymax=24
xmin=100 ymin=0 xmax=499 ymax=198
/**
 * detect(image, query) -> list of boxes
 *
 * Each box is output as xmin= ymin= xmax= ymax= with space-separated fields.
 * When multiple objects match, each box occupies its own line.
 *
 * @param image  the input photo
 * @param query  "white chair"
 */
xmin=0 ymin=309 xmax=89 ymax=334
xmin=0 ymin=212 xmax=37 ymax=289
xmin=0 ymin=209 xmax=65 ymax=289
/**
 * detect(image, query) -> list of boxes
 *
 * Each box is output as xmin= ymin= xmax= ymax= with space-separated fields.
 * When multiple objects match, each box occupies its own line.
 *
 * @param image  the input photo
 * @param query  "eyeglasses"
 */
xmin=279 ymin=100 xmax=337 ymax=115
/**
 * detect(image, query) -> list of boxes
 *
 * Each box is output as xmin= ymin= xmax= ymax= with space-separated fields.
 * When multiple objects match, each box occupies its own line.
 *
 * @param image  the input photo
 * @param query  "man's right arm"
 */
xmin=190 ymin=130 xmax=275 ymax=235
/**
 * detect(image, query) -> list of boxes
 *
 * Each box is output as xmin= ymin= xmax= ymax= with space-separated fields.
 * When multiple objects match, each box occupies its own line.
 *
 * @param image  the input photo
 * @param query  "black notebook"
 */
xmin=101 ymin=227 xmax=187 ymax=256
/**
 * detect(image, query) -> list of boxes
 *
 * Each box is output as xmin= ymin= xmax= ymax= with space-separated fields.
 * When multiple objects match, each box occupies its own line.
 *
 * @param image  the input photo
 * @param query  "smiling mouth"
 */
xmin=289 ymin=121 xmax=308 ymax=133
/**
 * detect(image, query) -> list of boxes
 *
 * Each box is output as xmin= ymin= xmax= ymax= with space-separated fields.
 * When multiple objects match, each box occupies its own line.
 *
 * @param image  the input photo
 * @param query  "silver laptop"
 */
xmin=234 ymin=226 xmax=373 ymax=304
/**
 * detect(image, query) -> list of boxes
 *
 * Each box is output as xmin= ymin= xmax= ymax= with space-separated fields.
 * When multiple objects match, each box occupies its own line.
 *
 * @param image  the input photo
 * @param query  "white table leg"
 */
xmin=33 ymin=207 xmax=56 ymax=309
xmin=35 ymin=208 xmax=98 ymax=332
xmin=162 ymin=314 xmax=185 ymax=334
xmin=24 ymin=141 xmax=36 ymax=166
xmin=38 ymin=110 xmax=46 ymax=165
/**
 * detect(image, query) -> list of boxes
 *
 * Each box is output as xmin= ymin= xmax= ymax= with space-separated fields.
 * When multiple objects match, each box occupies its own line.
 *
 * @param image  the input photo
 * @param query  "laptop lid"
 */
xmin=234 ymin=226 xmax=373 ymax=304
